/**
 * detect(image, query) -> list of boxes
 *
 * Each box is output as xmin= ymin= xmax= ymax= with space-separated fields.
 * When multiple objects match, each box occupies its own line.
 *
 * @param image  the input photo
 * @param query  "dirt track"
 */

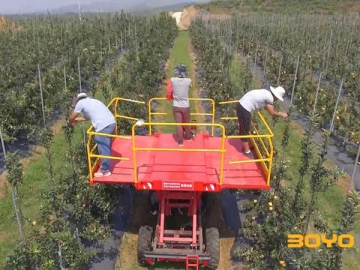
xmin=171 ymin=5 xmax=231 ymax=31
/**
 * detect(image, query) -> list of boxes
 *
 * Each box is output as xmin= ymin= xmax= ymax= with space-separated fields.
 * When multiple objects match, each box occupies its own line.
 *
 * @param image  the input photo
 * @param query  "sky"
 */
xmin=1 ymin=0 xmax=202 ymax=14
xmin=2 ymin=0 xmax=83 ymax=14
xmin=1 ymin=0 xmax=127 ymax=14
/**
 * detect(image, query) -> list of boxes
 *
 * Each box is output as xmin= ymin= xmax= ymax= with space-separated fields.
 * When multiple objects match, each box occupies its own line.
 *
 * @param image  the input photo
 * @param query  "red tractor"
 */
xmin=86 ymin=97 xmax=274 ymax=269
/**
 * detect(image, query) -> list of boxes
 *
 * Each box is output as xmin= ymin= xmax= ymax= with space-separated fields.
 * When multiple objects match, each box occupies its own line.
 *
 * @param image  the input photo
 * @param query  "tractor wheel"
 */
xmin=137 ymin=225 xmax=153 ymax=266
xmin=205 ymin=227 xmax=220 ymax=269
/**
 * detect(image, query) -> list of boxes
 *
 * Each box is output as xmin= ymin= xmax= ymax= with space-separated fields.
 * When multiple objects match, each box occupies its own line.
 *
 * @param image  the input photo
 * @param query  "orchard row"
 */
xmin=2 ymin=12 xmax=177 ymax=269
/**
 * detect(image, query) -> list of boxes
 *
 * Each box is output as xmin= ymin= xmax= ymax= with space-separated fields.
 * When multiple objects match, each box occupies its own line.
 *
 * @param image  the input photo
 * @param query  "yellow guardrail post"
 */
xmin=148 ymin=99 xmax=152 ymax=135
xmin=212 ymin=99 xmax=215 ymax=136
xmin=86 ymin=130 xmax=93 ymax=185
xmin=257 ymin=111 xmax=274 ymax=137
xmin=219 ymin=124 xmax=225 ymax=185
xmin=86 ymin=97 xmax=145 ymax=183
xmin=132 ymin=122 xmax=138 ymax=184
xmin=132 ymin=121 xmax=226 ymax=185
xmin=218 ymin=100 xmax=274 ymax=187
xmin=218 ymin=100 xmax=239 ymax=105
xmin=147 ymin=97 xmax=216 ymax=136
xmin=267 ymin=137 xmax=274 ymax=186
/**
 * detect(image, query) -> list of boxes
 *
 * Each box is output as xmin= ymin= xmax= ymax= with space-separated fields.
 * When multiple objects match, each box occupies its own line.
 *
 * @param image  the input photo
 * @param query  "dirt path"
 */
xmin=116 ymin=31 xmax=238 ymax=270
xmin=116 ymin=191 xmax=156 ymax=270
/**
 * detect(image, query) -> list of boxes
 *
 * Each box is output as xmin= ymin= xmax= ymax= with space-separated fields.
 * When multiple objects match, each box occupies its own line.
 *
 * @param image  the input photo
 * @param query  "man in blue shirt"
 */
xmin=68 ymin=93 xmax=116 ymax=177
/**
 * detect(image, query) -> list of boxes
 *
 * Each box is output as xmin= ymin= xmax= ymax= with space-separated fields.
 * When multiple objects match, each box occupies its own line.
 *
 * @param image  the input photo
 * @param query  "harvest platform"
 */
xmin=90 ymin=133 xmax=270 ymax=191
xmin=85 ymin=97 xmax=274 ymax=269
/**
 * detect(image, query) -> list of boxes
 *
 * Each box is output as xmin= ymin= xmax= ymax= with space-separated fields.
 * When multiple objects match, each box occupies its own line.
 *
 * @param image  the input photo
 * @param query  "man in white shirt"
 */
xmin=68 ymin=93 xmax=116 ymax=177
xmin=237 ymin=86 xmax=288 ymax=158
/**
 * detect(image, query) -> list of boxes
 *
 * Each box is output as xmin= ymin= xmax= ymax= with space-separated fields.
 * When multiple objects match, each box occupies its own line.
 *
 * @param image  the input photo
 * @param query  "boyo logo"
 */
xmin=287 ymin=234 xmax=355 ymax=248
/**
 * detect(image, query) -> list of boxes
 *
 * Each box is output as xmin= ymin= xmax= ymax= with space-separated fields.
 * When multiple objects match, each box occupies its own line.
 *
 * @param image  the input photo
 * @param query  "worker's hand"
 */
xmin=67 ymin=120 xmax=75 ymax=127
xmin=280 ymin=112 xmax=288 ymax=120
xmin=75 ymin=117 xmax=86 ymax=123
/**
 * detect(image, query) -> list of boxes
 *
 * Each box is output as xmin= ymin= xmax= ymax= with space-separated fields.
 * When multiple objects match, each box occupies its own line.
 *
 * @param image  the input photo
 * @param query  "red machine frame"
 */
xmin=140 ymin=191 xmax=212 ymax=267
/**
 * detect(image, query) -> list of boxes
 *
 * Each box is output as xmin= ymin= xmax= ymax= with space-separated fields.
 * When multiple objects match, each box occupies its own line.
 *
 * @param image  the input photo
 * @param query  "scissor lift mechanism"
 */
xmin=86 ymin=97 xmax=274 ymax=269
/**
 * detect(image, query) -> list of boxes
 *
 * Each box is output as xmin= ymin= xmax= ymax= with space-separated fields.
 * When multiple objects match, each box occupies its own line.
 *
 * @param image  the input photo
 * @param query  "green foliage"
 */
xmin=3 ymin=12 xmax=177 ymax=269
xmin=192 ymin=14 xmax=360 ymax=145
xmin=327 ymin=191 xmax=359 ymax=269
xmin=189 ymin=16 xmax=359 ymax=270
xmin=4 ymin=151 xmax=23 ymax=187
xmin=197 ymin=0 xmax=360 ymax=14
xmin=292 ymin=115 xmax=317 ymax=217
xmin=190 ymin=18 xmax=251 ymax=135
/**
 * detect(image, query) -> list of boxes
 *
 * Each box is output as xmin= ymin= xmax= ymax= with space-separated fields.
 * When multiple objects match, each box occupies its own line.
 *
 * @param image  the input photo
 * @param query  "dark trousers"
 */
xmin=236 ymin=102 xmax=251 ymax=142
xmin=173 ymin=106 xmax=192 ymax=142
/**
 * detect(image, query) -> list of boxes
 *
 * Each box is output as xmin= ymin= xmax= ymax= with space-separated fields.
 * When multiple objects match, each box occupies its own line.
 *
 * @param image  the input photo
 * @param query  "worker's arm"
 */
xmin=67 ymin=111 xmax=79 ymax=126
xmin=68 ymin=112 xmax=87 ymax=126
xmin=265 ymin=104 xmax=288 ymax=119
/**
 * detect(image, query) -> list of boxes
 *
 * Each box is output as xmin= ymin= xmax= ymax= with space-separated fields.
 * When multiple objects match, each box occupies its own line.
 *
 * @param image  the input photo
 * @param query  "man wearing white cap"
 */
xmin=237 ymin=86 xmax=288 ymax=158
xmin=68 ymin=93 xmax=116 ymax=177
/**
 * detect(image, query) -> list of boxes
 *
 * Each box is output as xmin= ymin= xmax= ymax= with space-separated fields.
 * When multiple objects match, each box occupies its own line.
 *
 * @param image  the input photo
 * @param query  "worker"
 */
xmin=68 ymin=93 xmax=116 ymax=177
xmin=171 ymin=63 xmax=193 ymax=146
xmin=237 ymin=86 xmax=288 ymax=158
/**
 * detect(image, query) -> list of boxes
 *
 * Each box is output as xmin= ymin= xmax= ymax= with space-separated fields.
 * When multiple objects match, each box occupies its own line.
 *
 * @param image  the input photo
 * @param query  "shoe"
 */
xmin=150 ymin=210 xmax=158 ymax=215
xmin=94 ymin=170 xmax=112 ymax=177
xmin=244 ymin=151 xmax=255 ymax=159
xmin=185 ymin=133 xmax=195 ymax=141
xmin=178 ymin=141 xmax=184 ymax=146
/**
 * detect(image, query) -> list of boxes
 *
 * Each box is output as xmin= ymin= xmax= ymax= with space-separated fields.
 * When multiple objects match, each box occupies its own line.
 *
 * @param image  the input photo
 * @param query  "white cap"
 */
xmin=77 ymin=92 xmax=88 ymax=99
xmin=72 ymin=92 xmax=88 ymax=106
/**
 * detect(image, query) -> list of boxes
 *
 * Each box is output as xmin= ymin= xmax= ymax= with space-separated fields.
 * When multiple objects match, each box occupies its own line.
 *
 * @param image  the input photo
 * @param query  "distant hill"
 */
xmin=131 ymin=2 xmax=199 ymax=15
xmin=45 ymin=0 xmax=211 ymax=14
xmin=196 ymin=0 xmax=360 ymax=14
xmin=0 ymin=16 xmax=20 ymax=31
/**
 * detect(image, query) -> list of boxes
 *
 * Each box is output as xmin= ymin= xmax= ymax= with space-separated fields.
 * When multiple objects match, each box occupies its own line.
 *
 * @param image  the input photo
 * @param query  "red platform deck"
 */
xmin=91 ymin=133 xmax=269 ymax=191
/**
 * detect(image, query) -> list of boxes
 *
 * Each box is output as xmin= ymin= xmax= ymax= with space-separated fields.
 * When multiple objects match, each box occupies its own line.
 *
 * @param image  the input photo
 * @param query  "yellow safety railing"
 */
xmin=86 ymin=96 xmax=273 ymax=187
xmin=86 ymin=97 xmax=145 ymax=184
xmin=148 ymin=97 xmax=216 ymax=136
xmin=131 ymin=122 xmax=227 ymax=185
xmin=218 ymin=100 xmax=274 ymax=186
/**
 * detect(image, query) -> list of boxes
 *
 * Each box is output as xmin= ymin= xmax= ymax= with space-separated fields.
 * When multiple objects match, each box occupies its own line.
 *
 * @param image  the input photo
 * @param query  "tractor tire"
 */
xmin=205 ymin=227 xmax=220 ymax=269
xmin=137 ymin=225 xmax=153 ymax=266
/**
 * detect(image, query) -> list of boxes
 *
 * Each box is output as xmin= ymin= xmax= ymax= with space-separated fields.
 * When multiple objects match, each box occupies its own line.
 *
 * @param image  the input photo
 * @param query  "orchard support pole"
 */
xmin=251 ymin=47 xmax=258 ymax=89
xmin=350 ymin=144 xmax=360 ymax=192
xmin=324 ymin=30 xmax=333 ymax=76
xmin=263 ymin=46 xmax=268 ymax=80
xmin=77 ymin=0 xmax=82 ymax=22
xmin=0 ymin=126 xmax=26 ymax=246
xmin=58 ymin=242 xmax=65 ymax=270
xmin=0 ymin=126 xmax=5 ymax=160
xmin=38 ymin=63 xmax=56 ymax=197
xmin=37 ymin=63 xmax=46 ymax=127
xmin=290 ymin=55 xmax=300 ymax=106
xmin=77 ymin=56 xmax=87 ymax=153
xmin=312 ymin=72 xmax=323 ymax=115
xmin=329 ymin=77 xmax=344 ymax=132
xmin=277 ymin=53 xmax=283 ymax=85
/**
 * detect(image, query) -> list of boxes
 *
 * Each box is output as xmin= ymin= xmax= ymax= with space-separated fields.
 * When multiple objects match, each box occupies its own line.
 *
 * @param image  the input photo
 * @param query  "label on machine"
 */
xmin=162 ymin=182 xmax=194 ymax=190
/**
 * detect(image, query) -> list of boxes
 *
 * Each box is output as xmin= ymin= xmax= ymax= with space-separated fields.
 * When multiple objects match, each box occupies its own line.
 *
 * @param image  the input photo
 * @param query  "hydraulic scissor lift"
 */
xmin=86 ymin=97 xmax=274 ymax=269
